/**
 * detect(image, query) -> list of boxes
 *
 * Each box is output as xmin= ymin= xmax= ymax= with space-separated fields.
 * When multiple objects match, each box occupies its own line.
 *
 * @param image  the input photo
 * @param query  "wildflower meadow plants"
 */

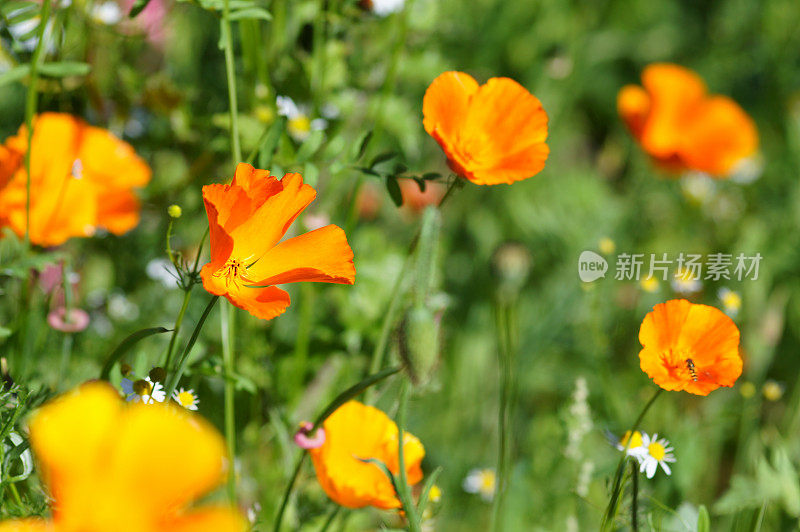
xmin=2 ymin=0 xmax=800 ymax=530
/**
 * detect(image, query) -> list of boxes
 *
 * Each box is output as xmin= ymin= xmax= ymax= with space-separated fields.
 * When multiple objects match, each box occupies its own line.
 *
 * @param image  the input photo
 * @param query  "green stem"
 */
xmin=491 ymin=300 xmax=515 ymax=532
xmin=222 ymin=0 xmax=242 ymax=163
xmin=319 ymin=505 xmax=340 ymax=532
xmin=601 ymin=387 xmax=663 ymax=530
xmin=365 ymin=177 xmax=460 ymax=402
xmin=163 ymin=295 xmax=219 ymax=398
xmin=221 ymin=300 xmax=237 ymax=504
xmin=273 ymin=452 xmax=307 ymax=532
xmin=396 ymin=379 xmax=421 ymax=532
xmin=292 ymin=284 xmax=315 ymax=393
xmin=631 ymin=460 xmax=639 ymax=532
xmin=23 ymin=0 xmax=52 ymax=248
xmin=163 ymin=289 xmax=192 ymax=371
xmin=311 ymin=0 xmax=326 ymax=112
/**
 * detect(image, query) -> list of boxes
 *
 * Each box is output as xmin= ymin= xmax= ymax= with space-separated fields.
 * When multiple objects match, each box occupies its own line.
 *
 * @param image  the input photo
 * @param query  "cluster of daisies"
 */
xmin=613 ymin=430 xmax=676 ymax=479
xmin=119 ymin=369 xmax=199 ymax=411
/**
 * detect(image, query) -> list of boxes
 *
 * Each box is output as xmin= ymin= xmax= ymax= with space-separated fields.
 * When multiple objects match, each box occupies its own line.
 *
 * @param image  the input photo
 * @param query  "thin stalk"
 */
xmin=601 ymin=387 xmax=663 ymax=530
xmin=23 ymin=0 xmax=52 ymax=247
xmin=58 ymin=334 xmax=73 ymax=379
xmin=163 ymin=295 xmax=219 ymax=398
xmin=319 ymin=505 xmax=340 ymax=532
xmin=273 ymin=452 xmax=307 ymax=532
xmin=163 ymin=289 xmax=192 ymax=371
xmin=221 ymin=0 xmax=241 ymax=506
xmin=395 ymin=379 xmax=421 ymax=532
xmin=292 ymin=284 xmax=315 ymax=392
xmin=491 ymin=301 xmax=514 ymax=532
xmin=631 ymin=460 xmax=639 ymax=532
xmin=222 ymin=0 xmax=242 ymax=163
xmin=221 ymin=300 xmax=237 ymax=504
xmin=311 ymin=0 xmax=326 ymax=112
xmin=364 ymin=177 xmax=460 ymax=403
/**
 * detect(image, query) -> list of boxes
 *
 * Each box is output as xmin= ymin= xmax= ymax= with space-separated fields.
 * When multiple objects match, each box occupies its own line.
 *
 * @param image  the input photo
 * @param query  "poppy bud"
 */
xmin=399 ymin=306 xmax=440 ymax=387
xmin=167 ymin=204 xmax=182 ymax=218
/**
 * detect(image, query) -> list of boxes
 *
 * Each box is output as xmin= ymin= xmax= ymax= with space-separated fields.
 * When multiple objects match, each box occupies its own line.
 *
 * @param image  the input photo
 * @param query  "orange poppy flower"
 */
xmin=0 ymin=113 xmax=151 ymax=246
xmin=422 ymin=71 xmax=549 ymax=185
xmin=618 ymin=63 xmax=758 ymax=177
xmin=0 ymin=383 xmax=245 ymax=532
xmin=309 ymin=401 xmax=425 ymax=509
xmin=638 ymin=299 xmax=742 ymax=396
xmin=200 ymin=163 xmax=355 ymax=320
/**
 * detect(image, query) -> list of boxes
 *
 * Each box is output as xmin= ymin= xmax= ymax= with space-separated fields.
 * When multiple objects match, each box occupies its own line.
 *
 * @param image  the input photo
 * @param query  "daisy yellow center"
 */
xmin=213 ymin=258 xmax=253 ymax=290
xmin=723 ymin=291 xmax=741 ymax=310
xmin=178 ymin=391 xmax=195 ymax=406
xmin=620 ymin=430 xmax=643 ymax=449
xmin=648 ymin=442 xmax=666 ymax=461
xmin=479 ymin=470 xmax=496 ymax=493
xmin=288 ymin=115 xmax=311 ymax=135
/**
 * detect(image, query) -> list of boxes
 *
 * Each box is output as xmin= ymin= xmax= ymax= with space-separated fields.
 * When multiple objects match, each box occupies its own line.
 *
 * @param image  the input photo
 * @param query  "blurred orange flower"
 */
xmin=0 ymin=383 xmax=245 ymax=532
xmin=309 ymin=401 xmax=425 ymax=509
xmin=423 ymin=71 xmax=549 ymax=185
xmin=200 ymin=163 xmax=355 ymax=320
xmin=639 ymin=299 xmax=742 ymax=396
xmin=0 ymin=113 xmax=151 ymax=246
xmin=618 ymin=63 xmax=758 ymax=177
xmin=399 ymin=179 xmax=445 ymax=213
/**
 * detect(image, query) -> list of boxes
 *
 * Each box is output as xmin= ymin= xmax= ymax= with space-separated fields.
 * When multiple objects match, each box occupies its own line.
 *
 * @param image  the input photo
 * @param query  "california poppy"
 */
xmin=618 ymin=63 xmax=758 ymax=178
xmin=423 ymin=71 xmax=549 ymax=185
xmin=309 ymin=400 xmax=425 ymax=509
xmin=638 ymin=299 xmax=742 ymax=396
xmin=200 ymin=163 xmax=355 ymax=321
xmin=0 ymin=383 xmax=245 ymax=532
xmin=0 ymin=113 xmax=151 ymax=246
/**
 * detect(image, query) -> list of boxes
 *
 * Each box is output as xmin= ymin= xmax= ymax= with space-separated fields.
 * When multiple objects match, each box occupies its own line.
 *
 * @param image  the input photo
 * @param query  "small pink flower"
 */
xmin=38 ymin=263 xmax=63 ymax=295
xmin=47 ymin=308 xmax=90 ymax=333
xmin=294 ymin=421 xmax=325 ymax=449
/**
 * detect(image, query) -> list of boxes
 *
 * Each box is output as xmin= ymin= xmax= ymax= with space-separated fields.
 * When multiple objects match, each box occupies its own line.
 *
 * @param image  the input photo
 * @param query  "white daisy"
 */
xmin=611 ymin=430 xmax=646 ymax=459
xmin=630 ymin=433 xmax=675 ymax=479
xmin=276 ymin=95 xmax=327 ymax=141
xmin=172 ymin=387 xmax=199 ymax=411
xmin=121 ymin=376 xmax=166 ymax=405
xmin=462 ymin=468 xmax=496 ymax=502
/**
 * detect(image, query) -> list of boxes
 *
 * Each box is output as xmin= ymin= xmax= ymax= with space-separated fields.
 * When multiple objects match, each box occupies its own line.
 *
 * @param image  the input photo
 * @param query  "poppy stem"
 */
xmin=396 ymin=379 xmax=422 ymax=532
xmin=491 ymin=297 xmax=517 ymax=532
xmin=23 ymin=0 xmax=52 ymax=248
xmin=163 ymin=288 xmax=192 ymax=372
xmin=163 ymin=295 xmax=219 ymax=399
xmin=221 ymin=0 xmax=242 ymax=163
xmin=221 ymin=300 xmax=237 ymax=504
xmin=631 ymin=460 xmax=639 ymax=531
xmin=601 ymin=387 xmax=663 ymax=531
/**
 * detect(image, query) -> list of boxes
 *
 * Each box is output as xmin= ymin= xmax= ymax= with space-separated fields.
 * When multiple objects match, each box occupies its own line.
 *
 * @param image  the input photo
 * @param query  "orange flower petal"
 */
xmin=164 ymin=507 xmax=247 ymax=532
xmin=639 ymin=299 xmax=742 ymax=395
xmin=0 ymin=520 xmax=50 ymax=532
xmin=246 ymin=225 xmax=355 ymax=286
xmin=423 ymin=72 xmax=549 ymax=185
xmin=225 ymin=285 xmax=292 ymax=321
xmin=617 ymin=84 xmax=651 ymax=139
xmin=423 ymin=71 xmax=480 ymax=158
xmin=310 ymin=401 xmax=425 ymax=510
xmin=680 ymin=96 xmax=759 ymax=176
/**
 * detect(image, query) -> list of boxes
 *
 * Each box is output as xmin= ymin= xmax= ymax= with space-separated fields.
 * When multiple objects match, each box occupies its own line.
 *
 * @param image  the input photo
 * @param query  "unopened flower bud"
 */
xmin=168 ymin=204 xmax=182 ymax=219
xmin=149 ymin=367 xmax=166 ymax=383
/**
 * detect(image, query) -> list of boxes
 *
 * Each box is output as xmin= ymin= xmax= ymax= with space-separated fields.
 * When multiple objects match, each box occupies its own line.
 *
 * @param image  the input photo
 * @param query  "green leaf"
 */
xmin=38 ymin=62 xmax=92 ymax=78
xmin=413 ymin=177 xmax=427 ymax=192
xmin=353 ymin=130 xmax=372 ymax=160
xmin=697 ymin=505 xmax=710 ymax=532
xmin=128 ymin=0 xmax=152 ymax=18
xmin=416 ymin=466 xmax=443 ymax=514
xmin=295 ymin=129 xmax=325 ymax=161
xmin=0 ymin=65 xmax=30 ymax=88
xmin=228 ymin=6 xmax=272 ymax=20
xmin=386 ymin=175 xmax=403 ymax=207
xmin=422 ymin=172 xmax=441 ymax=180
xmin=99 ymin=327 xmax=171 ymax=380
xmin=369 ymin=150 xmax=397 ymax=168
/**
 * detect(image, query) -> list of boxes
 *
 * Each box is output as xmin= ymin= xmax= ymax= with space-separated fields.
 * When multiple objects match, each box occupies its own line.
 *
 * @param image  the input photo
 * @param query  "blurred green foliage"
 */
xmin=2 ymin=0 xmax=800 ymax=529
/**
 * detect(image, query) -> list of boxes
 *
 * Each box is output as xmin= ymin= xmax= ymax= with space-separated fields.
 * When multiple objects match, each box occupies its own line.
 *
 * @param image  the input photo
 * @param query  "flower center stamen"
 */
xmin=648 ymin=442 xmax=666 ymax=461
xmin=213 ymin=258 xmax=253 ymax=290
